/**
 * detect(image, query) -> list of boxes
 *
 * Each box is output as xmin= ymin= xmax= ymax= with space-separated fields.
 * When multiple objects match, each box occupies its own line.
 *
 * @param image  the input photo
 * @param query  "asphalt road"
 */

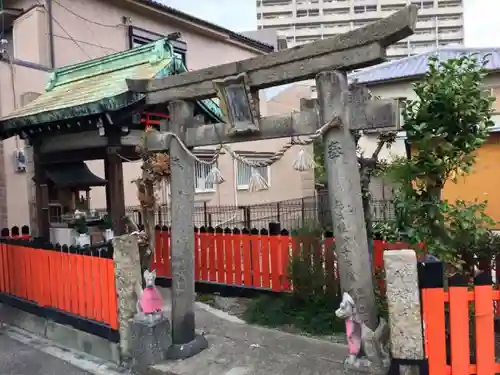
xmin=0 ymin=334 xmax=91 ymax=375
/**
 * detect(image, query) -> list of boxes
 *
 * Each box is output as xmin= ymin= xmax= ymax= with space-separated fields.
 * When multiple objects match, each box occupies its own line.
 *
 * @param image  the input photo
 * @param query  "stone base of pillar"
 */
xmin=343 ymin=359 xmax=390 ymax=375
xmin=129 ymin=314 xmax=171 ymax=371
xmin=165 ymin=334 xmax=208 ymax=360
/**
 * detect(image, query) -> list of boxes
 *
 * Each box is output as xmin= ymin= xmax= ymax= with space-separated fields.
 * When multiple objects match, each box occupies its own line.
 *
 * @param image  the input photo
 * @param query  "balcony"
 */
xmin=321 ymin=12 xmax=351 ymax=23
xmin=438 ymin=29 xmax=463 ymax=42
xmin=323 ymin=24 xmax=351 ymax=34
xmin=259 ymin=17 xmax=294 ymax=27
xmin=322 ymin=0 xmax=350 ymax=7
xmin=409 ymin=32 xmax=437 ymax=43
xmin=438 ymin=17 xmax=463 ymax=28
xmin=416 ymin=17 xmax=437 ymax=29
xmin=378 ymin=0 xmax=407 ymax=4
xmin=294 ymin=27 xmax=323 ymax=38
xmin=296 ymin=0 xmax=320 ymax=8
xmin=258 ymin=2 xmax=295 ymax=13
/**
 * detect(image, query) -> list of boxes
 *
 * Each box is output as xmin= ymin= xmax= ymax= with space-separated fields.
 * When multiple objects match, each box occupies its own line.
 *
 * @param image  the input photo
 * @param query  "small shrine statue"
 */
xmin=136 ymin=270 xmax=164 ymax=319
xmin=336 ymin=292 xmax=362 ymax=364
xmin=335 ymin=292 xmax=390 ymax=373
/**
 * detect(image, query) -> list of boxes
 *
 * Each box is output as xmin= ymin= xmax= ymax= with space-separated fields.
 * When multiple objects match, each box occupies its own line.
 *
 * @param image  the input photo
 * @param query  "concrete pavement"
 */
xmin=0 ymin=325 xmax=131 ymax=375
xmin=0 ymin=288 xmax=348 ymax=375
xmin=152 ymin=287 xmax=348 ymax=375
xmin=0 ymin=332 xmax=92 ymax=375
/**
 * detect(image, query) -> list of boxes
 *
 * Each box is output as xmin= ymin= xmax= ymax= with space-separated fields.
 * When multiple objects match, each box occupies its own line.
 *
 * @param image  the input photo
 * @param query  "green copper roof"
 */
xmin=0 ymin=39 xmax=223 ymax=133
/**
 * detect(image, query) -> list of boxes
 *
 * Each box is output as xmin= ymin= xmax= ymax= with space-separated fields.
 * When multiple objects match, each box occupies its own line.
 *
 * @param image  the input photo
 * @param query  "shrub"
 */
xmin=244 ymin=222 xmax=343 ymax=335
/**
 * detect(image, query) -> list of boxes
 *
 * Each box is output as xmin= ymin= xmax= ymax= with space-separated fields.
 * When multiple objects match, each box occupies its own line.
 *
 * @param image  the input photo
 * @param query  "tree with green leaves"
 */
xmin=389 ymin=55 xmax=495 ymax=264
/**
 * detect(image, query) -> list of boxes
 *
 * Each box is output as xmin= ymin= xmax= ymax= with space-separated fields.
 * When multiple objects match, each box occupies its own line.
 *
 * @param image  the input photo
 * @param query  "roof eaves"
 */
xmin=134 ymin=0 xmax=274 ymax=54
xmin=353 ymin=66 xmax=500 ymax=87
xmin=351 ymin=47 xmax=500 ymax=86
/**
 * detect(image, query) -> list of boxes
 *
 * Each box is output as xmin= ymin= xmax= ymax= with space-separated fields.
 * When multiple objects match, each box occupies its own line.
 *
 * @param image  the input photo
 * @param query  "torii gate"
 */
xmin=127 ymin=5 xmax=417 ymax=362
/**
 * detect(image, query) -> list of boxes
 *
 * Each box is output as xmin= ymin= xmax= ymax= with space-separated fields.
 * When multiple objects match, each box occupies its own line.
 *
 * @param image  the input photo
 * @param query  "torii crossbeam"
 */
xmin=127 ymin=6 xmax=417 ymax=103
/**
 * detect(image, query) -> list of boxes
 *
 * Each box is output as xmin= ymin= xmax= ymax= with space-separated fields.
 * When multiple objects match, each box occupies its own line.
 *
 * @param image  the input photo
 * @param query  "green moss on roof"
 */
xmin=0 ymin=38 xmax=223 ymax=132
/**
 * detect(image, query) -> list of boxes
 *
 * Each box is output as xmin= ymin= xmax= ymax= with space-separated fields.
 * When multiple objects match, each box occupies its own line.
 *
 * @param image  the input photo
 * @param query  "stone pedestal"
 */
xmin=165 ymin=334 xmax=208 ymax=360
xmin=129 ymin=315 xmax=171 ymax=370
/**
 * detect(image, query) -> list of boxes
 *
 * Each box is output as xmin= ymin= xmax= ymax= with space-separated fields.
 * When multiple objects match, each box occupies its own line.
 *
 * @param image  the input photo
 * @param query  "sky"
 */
xmin=162 ymin=0 xmax=500 ymax=47
xmin=161 ymin=0 xmax=500 ymax=98
xmin=463 ymin=0 xmax=500 ymax=47
xmin=161 ymin=0 xmax=257 ymax=32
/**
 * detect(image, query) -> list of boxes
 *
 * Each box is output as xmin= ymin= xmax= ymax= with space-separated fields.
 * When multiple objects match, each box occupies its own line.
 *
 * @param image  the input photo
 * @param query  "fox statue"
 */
xmin=135 ymin=269 xmax=164 ymax=320
xmin=335 ymin=292 xmax=390 ymax=374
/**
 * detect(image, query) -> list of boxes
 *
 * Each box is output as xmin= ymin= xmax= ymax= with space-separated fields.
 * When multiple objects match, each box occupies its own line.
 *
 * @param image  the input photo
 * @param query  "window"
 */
xmin=354 ymin=5 xmax=375 ymax=13
xmin=437 ymin=15 xmax=461 ymax=21
xmin=262 ymin=0 xmax=292 ymax=4
xmin=415 ymin=28 xmax=433 ymax=35
xmin=381 ymin=5 xmax=405 ymax=12
xmin=418 ymin=16 xmax=433 ymax=22
xmin=296 ymin=22 xmax=321 ymax=30
xmin=236 ymin=159 xmax=270 ymax=190
xmin=128 ymin=26 xmax=187 ymax=65
xmin=263 ymin=11 xmax=292 ymax=19
xmin=438 ymin=0 xmax=461 ymax=8
xmin=323 ymin=21 xmax=349 ymax=28
xmin=194 ymin=159 xmax=216 ymax=193
xmin=412 ymin=1 xmax=434 ymax=9
xmin=324 ymin=8 xmax=349 ymax=15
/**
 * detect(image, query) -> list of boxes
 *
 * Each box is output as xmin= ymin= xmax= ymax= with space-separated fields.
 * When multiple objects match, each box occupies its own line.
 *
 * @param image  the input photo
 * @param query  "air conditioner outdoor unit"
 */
xmin=14 ymin=149 xmax=26 ymax=173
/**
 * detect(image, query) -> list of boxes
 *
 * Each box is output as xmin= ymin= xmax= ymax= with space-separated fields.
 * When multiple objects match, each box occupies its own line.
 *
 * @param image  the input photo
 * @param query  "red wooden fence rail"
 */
xmin=152 ymin=230 xmax=410 ymax=292
xmin=422 ymin=282 xmax=499 ymax=375
xmin=0 ymin=242 xmax=119 ymax=329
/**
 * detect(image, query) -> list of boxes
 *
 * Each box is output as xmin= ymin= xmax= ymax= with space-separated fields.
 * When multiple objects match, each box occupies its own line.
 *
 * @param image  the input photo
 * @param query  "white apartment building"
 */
xmin=256 ymin=0 xmax=463 ymax=59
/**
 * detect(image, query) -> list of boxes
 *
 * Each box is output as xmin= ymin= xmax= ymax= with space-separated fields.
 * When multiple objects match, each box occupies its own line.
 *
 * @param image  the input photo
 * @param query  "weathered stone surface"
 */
xmin=317 ymin=70 xmax=377 ymax=331
xmin=348 ymin=83 xmax=399 ymax=131
xmin=168 ymin=101 xmax=203 ymax=351
xmin=129 ymin=315 xmax=171 ymax=370
xmin=112 ymin=234 xmax=142 ymax=361
xmin=344 ymin=359 xmax=388 ymax=375
xmin=383 ymin=250 xmax=424 ymax=360
xmin=142 ymin=94 xmax=399 ymax=150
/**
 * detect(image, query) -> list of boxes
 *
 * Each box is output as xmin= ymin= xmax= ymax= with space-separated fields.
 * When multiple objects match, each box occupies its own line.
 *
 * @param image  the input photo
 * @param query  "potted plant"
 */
xmin=100 ymin=214 xmax=114 ymax=242
xmin=74 ymin=212 xmax=90 ymax=247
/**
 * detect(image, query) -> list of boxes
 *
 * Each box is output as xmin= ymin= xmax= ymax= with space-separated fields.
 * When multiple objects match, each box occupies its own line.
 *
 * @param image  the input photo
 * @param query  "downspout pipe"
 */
xmin=46 ymin=0 xmax=55 ymax=69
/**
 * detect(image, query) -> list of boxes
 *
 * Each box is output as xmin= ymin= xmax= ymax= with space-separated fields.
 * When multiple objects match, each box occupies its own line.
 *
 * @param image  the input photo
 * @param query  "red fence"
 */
xmin=421 ymin=266 xmax=500 ymax=375
xmin=0 ymin=242 xmax=118 ymax=329
xmin=152 ymin=228 xmax=410 ymax=292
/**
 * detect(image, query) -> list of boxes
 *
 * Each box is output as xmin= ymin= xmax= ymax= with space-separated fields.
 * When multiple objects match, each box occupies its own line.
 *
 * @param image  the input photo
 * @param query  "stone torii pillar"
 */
xmin=165 ymin=100 xmax=208 ymax=359
xmin=317 ymin=71 xmax=378 ymax=329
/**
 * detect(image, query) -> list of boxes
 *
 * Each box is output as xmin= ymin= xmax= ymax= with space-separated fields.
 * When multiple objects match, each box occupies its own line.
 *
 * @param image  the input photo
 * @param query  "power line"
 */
xmin=50 ymin=14 xmax=91 ymax=59
xmin=52 ymin=0 xmax=123 ymax=29
xmin=36 ymin=0 xmax=91 ymax=60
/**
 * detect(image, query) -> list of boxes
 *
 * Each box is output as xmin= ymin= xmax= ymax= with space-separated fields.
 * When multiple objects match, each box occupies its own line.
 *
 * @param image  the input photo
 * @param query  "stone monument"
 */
xmin=112 ymin=234 xmax=143 ymax=362
xmin=384 ymin=250 xmax=425 ymax=375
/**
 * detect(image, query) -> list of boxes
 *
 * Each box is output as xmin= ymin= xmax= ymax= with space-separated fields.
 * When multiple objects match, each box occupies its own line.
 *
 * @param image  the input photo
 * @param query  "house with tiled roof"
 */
xmin=351 ymin=46 xmax=500 ymax=226
xmin=0 ymin=0 xmax=311 ymax=228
